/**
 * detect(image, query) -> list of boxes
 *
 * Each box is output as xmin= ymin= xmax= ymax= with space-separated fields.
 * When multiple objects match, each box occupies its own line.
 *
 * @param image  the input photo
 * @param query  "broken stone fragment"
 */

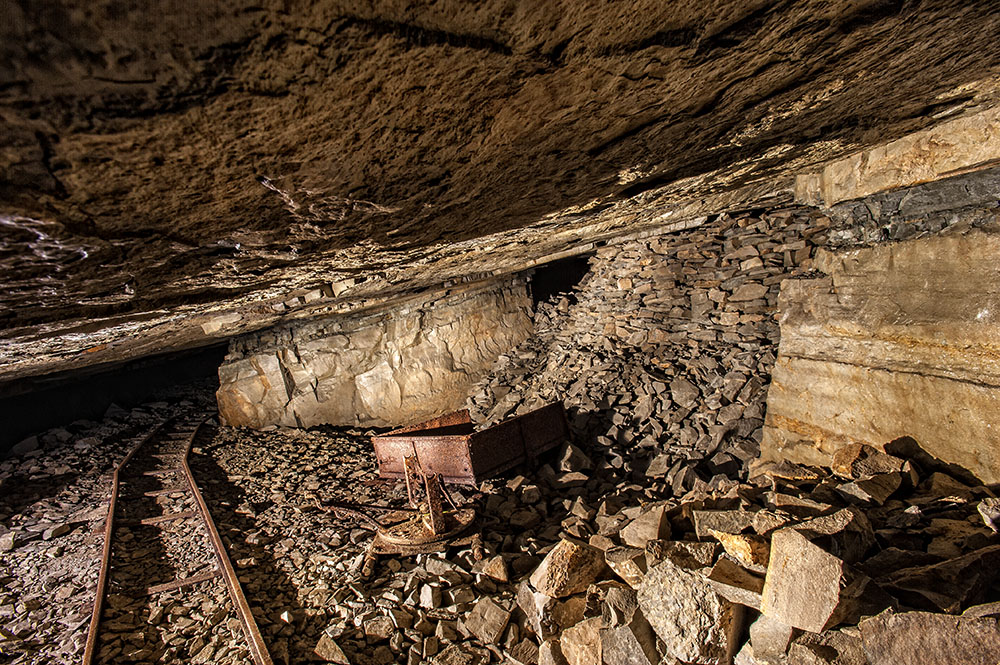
xmin=41 ymin=524 xmax=70 ymax=540
xmin=876 ymin=544 xmax=1000 ymax=613
xmin=704 ymin=556 xmax=765 ymax=610
xmin=558 ymin=617 xmax=603 ymax=665
xmin=538 ymin=639 xmax=568 ymax=665
xmin=529 ymin=538 xmax=606 ymax=598
xmin=709 ymin=530 xmax=770 ymax=573
xmin=314 ymin=634 xmax=351 ymax=664
xmin=620 ymin=504 xmax=671 ymax=548
xmin=670 ymin=376 xmax=700 ymax=408
xmin=558 ymin=443 xmax=593 ymax=472
xmin=11 ymin=436 xmax=39 ymax=456
xmin=977 ymin=497 xmax=1000 ymax=532
xmin=507 ymin=639 xmax=539 ymax=665
xmin=923 ymin=516 xmax=992 ymax=559
xmin=793 ymin=507 xmax=875 ymax=564
xmin=830 ymin=443 xmax=906 ymax=479
xmin=646 ymin=539 xmax=720 ymax=569
xmin=750 ymin=509 xmax=795 ymax=536
xmin=431 ymin=644 xmax=479 ymax=665
xmin=751 ymin=459 xmax=824 ymax=484
xmin=788 ymin=628 xmax=865 ymax=665
xmin=909 ymin=471 xmax=975 ymax=504
xmin=0 ymin=532 xmax=17 ymax=552
xmin=462 ymin=597 xmax=510 ymax=644
xmin=834 ymin=472 xmax=901 ymax=505
xmin=364 ymin=615 xmax=395 ymax=641
xmin=517 ymin=581 xmax=586 ymax=639
xmin=729 ymin=282 xmax=769 ymax=302
xmin=644 ymin=452 xmax=673 ymax=478
xmin=760 ymin=527 xmax=890 ymax=633
xmin=637 ymin=558 xmax=744 ymax=665
xmin=588 ymin=533 xmax=615 ymax=551
xmin=733 ymin=641 xmax=763 ymax=665
xmin=472 ymin=555 xmax=509 ymax=583
xmin=691 ymin=509 xmax=755 ymax=539
xmin=859 ymin=610 xmax=1000 ymax=665
xmin=605 ymin=546 xmax=647 ymax=588
xmin=420 ymin=584 xmax=442 ymax=609
xmin=601 ymin=613 xmax=659 ymax=665
xmin=748 ymin=613 xmax=798 ymax=664
xmin=600 ymin=585 xmax=639 ymax=627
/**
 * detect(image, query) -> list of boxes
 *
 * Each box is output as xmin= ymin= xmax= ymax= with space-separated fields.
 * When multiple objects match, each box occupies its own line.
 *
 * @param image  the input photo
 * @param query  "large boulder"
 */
xmin=760 ymin=527 xmax=889 ymax=633
xmin=859 ymin=610 xmax=1000 ymax=665
xmin=637 ymin=558 xmax=744 ymax=664
xmin=530 ymin=538 xmax=607 ymax=598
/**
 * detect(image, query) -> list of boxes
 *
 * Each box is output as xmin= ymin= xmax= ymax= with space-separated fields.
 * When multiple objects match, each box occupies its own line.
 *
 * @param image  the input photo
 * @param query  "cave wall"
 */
xmin=216 ymin=277 xmax=532 ymax=428
xmin=762 ymin=230 xmax=1000 ymax=483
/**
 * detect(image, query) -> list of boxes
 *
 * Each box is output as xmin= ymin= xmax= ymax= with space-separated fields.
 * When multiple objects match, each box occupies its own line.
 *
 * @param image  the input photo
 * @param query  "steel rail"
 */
xmin=82 ymin=416 xmax=272 ymax=665
xmin=82 ymin=418 xmax=172 ymax=665
xmin=181 ymin=420 xmax=273 ymax=665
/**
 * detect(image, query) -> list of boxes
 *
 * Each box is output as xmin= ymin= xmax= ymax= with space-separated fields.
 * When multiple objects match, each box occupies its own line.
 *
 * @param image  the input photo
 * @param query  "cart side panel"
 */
xmin=372 ymin=434 xmax=477 ymax=485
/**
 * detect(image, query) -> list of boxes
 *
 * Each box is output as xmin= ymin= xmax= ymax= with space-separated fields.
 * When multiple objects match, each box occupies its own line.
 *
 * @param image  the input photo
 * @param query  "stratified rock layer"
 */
xmin=762 ymin=230 xmax=1000 ymax=483
xmin=6 ymin=2 xmax=1000 ymax=385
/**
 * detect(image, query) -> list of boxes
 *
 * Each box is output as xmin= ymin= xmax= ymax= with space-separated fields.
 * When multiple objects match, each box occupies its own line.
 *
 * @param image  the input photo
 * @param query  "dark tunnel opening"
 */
xmin=0 ymin=343 xmax=228 ymax=455
xmin=528 ymin=253 xmax=593 ymax=308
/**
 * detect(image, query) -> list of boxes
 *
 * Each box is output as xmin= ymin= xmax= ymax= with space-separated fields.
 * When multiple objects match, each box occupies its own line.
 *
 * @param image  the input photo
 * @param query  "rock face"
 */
xmin=216 ymin=278 xmax=531 ymax=428
xmin=761 ymin=230 xmax=1000 ymax=483
xmin=796 ymin=106 xmax=1000 ymax=207
xmin=6 ymin=1 xmax=1000 ymax=388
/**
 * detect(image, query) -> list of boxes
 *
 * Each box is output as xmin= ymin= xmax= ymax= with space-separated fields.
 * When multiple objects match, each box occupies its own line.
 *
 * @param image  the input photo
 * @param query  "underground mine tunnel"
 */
xmin=5 ymin=2 xmax=1000 ymax=664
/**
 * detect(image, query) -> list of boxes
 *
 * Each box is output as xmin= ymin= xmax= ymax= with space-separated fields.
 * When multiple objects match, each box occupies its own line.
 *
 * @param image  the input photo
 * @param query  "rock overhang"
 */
xmin=5 ymin=1 xmax=1000 ymax=385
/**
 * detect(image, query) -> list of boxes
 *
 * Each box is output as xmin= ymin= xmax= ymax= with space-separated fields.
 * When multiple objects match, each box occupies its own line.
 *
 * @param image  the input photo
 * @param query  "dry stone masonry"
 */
xmin=467 ymin=206 xmax=839 ymax=493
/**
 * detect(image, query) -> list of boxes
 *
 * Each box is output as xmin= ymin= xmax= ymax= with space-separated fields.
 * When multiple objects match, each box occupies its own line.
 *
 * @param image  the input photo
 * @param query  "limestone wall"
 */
xmin=216 ymin=278 xmax=533 ymax=428
xmin=761 ymin=230 xmax=1000 ymax=483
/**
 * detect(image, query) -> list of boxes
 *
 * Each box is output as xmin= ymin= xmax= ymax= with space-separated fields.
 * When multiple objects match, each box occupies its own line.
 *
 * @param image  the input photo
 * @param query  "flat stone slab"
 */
xmin=638 ymin=558 xmax=744 ymax=664
xmin=859 ymin=610 xmax=1000 ymax=665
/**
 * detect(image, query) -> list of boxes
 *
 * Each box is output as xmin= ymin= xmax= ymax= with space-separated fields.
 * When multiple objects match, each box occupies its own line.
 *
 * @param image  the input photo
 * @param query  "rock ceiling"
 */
xmin=4 ymin=0 xmax=1000 ymax=391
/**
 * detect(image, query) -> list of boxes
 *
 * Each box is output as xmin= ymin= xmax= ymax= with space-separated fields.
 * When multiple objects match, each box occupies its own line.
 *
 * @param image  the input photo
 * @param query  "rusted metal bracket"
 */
xmin=319 ymin=454 xmax=482 ymax=577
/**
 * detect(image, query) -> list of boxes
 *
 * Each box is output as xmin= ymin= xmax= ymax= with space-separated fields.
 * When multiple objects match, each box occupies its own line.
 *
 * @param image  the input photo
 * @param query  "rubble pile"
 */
xmin=468 ymin=208 xmax=837 ymax=491
xmin=506 ymin=441 xmax=1000 ymax=665
xmin=186 ymin=423 xmax=1000 ymax=665
xmin=3 ymin=376 xmax=999 ymax=665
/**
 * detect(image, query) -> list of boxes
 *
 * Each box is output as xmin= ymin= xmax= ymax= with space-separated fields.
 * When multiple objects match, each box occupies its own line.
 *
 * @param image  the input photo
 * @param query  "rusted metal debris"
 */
xmin=372 ymin=402 xmax=569 ymax=485
xmin=320 ymin=455 xmax=482 ymax=577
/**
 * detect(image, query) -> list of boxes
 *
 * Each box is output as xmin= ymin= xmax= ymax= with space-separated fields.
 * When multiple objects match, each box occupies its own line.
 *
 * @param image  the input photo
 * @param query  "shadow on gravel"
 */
xmin=0 ymin=471 xmax=81 ymax=524
xmin=189 ymin=427 xmax=327 ymax=665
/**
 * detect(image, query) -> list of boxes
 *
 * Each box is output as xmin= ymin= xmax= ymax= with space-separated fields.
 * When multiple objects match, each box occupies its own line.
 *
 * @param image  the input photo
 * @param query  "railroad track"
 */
xmin=83 ymin=413 xmax=272 ymax=665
